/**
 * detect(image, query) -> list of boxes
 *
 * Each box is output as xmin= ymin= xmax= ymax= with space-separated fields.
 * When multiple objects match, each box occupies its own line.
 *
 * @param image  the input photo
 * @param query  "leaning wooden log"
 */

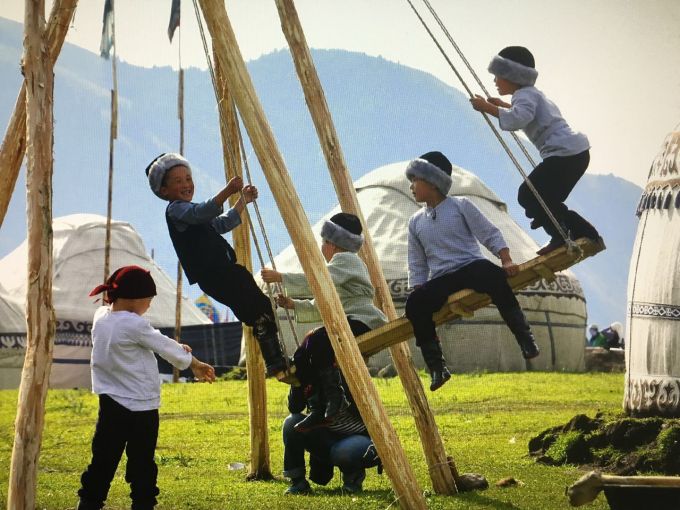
xmin=197 ymin=1 xmax=427 ymax=507
xmin=273 ymin=0 xmax=458 ymax=495
xmin=0 ymin=0 xmax=78 ymax=229
xmin=214 ymin=55 xmax=272 ymax=480
xmin=7 ymin=1 xmax=56 ymax=508
xmin=567 ymin=470 xmax=680 ymax=507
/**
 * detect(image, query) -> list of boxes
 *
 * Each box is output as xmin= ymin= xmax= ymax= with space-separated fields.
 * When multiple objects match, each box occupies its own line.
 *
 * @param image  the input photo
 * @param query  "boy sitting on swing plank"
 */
xmin=404 ymin=151 xmax=540 ymax=391
xmin=261 ymin=213 xmax=388 ymax=431
xmin=146 ymin=153 xmax=287 ymax=377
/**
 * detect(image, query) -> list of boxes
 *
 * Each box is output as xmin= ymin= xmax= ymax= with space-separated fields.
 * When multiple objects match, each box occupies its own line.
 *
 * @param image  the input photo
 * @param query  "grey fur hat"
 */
xmin=145 ymin=153 xmax=191 ymax=199
xmin=320 ymin=212 xmax=364 ymax=253
xmin=488 ymin=46 xmax=538 ymax=87
xmin=405 ymin=151 xmax=453 ymax=196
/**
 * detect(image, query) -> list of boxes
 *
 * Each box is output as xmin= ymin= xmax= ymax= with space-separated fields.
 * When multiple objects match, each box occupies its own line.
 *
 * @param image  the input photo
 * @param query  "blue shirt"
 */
xmin=408 ymin=197 xmax=508 ymax=287
xmin=498 ymin=86 xmax=590 ymax=159
xmin=166 ymin=197 xmax=242 ymax=234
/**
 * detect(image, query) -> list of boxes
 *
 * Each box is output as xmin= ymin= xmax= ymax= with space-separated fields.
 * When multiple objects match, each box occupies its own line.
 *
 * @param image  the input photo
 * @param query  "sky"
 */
xmin=1 ymin=0 xmax=680 ymax=187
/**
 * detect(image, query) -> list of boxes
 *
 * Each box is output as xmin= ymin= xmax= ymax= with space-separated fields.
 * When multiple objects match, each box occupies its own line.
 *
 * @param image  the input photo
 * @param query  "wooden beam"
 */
xmin=8 ymin=1 xmax=56 ymax=508
xmin=197 ymin=1 xmax=427 ymax=507
xmin=0 ymin=0 xmax=78 ymax=229
xmin=214 ymin=55 xmax=272 ymax=480
xmin=357 ymin=237 xmax=606 ymax=356
xmin=273 ymin=0 xmax=458 ymax=494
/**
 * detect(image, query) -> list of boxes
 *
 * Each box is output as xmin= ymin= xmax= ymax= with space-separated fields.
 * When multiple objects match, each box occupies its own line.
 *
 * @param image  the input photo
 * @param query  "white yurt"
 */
xmin=624 ymin=123 xmax=680 ymax=416
xmin=0 ymin=213 xmax=210 ymax=389
xmin=261 ymin=161 xmax=588 ymax=373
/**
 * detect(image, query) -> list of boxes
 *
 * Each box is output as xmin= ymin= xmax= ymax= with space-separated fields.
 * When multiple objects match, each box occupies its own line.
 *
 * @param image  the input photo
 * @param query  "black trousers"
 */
xmin=78 ymin=395 xmax=160 ymax=510
xmin=405 ymin=259 xmax=518 ymax=346
xmin=293 ymin=319 xmax=370 ymax=386
xmin=517 ymin=150 xmax=596 ymax=239
xmin=197 ymin=263 xmax=274 ymax=327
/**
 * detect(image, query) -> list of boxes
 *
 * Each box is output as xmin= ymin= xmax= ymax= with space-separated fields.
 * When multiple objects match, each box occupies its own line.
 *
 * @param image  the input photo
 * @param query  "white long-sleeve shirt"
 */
xmin=408 ymin=197 xmax=508 ymax=288
xmin=90 ymin=306 xmax=192 ymax=411
xmin=498 ymin=86 xmax=589 ymax=159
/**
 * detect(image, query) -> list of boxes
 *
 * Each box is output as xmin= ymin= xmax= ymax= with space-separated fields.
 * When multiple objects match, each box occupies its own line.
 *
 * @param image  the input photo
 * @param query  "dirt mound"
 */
xmin=529 ymin=413 xmax=680 ymax=475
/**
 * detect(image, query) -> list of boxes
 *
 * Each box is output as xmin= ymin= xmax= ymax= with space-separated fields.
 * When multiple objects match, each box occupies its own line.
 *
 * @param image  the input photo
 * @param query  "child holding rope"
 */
xmin=146 ymin=153 xmax=287 ymax=377
xmin=470 ymin=46 xmax=600 ymax=255
xmin=261 ymin=213 xmax=387 ymax=431
xmin=405 ymin=151 xmax=539 ymax=391
xmin=76 ymin=265 xmax=215 ymax=510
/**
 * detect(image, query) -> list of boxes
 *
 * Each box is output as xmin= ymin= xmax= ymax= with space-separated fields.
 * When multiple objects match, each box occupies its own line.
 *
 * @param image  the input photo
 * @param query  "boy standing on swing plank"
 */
xmin=146 ymin=153 xmax=287 ymax=377
xmin=470 ymin=46 xmax=600 ymax=255
xmin=405 ymin=151 xmax=540 ymax=391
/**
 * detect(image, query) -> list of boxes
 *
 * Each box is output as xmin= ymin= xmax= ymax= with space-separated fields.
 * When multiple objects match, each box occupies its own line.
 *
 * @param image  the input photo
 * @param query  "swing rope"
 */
xmin=191 ymin=0 xmax=300 ymax=352
xmin=405 ymin=0 xmax=576 ymax=251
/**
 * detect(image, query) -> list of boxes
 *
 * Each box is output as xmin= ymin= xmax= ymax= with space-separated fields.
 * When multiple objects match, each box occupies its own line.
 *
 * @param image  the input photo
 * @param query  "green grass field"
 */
xmin=0 ymin=372 xmax=623 ymax=509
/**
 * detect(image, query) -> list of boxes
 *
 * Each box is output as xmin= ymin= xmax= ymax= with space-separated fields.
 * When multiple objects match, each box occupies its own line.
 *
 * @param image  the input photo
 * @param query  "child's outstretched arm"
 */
xmin=470 ymin=94 xmax=500 ymax=118
xmin=498 ymin=247 xmax=519 ymax=277
xmin=190 ymin=357 xmax=216 ymax=383
xmin=231 ymin=184 xmax=258 ymax=214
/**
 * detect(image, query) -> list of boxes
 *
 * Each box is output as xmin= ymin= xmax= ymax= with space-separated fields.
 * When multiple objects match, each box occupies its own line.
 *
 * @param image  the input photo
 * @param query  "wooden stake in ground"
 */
xmin=214 ymin=55 xmax=272 ymax=480
xmin=197 ymin=1 xmax=426 ymax=507
xmin=274 ymin=0 xmax=458 ymax=494
xmin=8 ymin=1 xmax=56 ymax=508
xmin=0 ymin=0 xmax=78 ymax=229
xmin=567 ymin=471 xmax=680 ymax=506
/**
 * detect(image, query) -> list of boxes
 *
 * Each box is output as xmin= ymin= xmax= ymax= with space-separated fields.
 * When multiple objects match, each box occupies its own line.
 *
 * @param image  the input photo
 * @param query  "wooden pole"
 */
xmin=197 ymin=1 xmax=426 ymax=507
xmin=213 ymin=55 xmax=272 ymax=480
xmin=0 ymin=0 xmax=78 ymax=229
xmin=8 ymin=1 xmax=55 ymax=508
xmin=274 ymin=0 xmax=459 ymax=494
xmin=103 ymin=9 xmax=118 ymax=282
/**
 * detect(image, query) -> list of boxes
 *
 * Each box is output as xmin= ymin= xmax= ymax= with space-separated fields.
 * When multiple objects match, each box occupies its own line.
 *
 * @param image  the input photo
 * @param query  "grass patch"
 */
xmin=0 ymin=372 xmax=623 ymax=509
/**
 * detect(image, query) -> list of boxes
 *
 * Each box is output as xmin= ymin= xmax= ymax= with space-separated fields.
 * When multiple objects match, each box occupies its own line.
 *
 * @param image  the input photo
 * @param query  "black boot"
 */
xmin=294 ymin=387 xmax=329 ymax=433
xmin=499 ymin=306 xmax=540 ymax=359
xmin=564 ymin=210 xmax=600 ymax=241
xmin=420 ymin=340 xmax=451 ymax=391
xmin=253 ymin=314 xmax=287 ymax=376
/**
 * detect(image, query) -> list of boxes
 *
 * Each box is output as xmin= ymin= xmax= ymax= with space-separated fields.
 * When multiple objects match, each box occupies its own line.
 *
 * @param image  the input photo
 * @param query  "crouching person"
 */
xmin=282 ymin=378 xmax=381 ymax=495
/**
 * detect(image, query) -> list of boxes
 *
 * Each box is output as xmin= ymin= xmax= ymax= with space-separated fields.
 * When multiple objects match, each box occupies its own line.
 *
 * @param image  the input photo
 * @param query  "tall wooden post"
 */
xmin=214 ymin=56 xmax=272 ymax=480
xmin=274 ymin=0 xmax=459 ymax=494
xmin=0 ymin=0 xmax=78 ymax=229
xmin=197 ymin=1 xmax=426 ymax=507
xmin=8 ymin=1 xmax=56 ymax=508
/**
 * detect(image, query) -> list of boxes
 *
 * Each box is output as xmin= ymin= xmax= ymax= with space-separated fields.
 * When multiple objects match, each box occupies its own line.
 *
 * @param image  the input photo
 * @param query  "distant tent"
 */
xmin=261 ymin=161 xmax=588 ymax=372
xmin=624 ymin=123 xmax=680 ymax=416
xmin=0 ymin=214 xmax=211 ymax=389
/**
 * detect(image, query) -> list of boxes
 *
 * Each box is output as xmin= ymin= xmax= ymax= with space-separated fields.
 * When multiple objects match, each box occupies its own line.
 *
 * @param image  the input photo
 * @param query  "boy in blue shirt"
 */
xmin=470 ymin=46 xmax=600 ymax=255
xmin=146 ymin=153 xmax=287 ymax=377
xmin=405 ymin=151 xmax=539 ymax=391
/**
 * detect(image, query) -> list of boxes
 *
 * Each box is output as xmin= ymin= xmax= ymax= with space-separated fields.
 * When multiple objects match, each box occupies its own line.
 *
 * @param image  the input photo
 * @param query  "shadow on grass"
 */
xmin=457 ymin=492 xmax=522 ymax=509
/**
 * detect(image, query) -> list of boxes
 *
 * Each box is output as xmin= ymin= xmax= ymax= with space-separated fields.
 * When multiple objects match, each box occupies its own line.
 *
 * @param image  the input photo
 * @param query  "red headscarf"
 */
xmin=89 ymin=265 xmax=157 ymax=303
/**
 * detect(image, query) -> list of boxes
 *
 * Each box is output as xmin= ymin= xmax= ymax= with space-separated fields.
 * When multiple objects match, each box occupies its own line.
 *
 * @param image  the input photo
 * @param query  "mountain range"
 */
xmin=0 ymin=17 xmax=642 ymax=330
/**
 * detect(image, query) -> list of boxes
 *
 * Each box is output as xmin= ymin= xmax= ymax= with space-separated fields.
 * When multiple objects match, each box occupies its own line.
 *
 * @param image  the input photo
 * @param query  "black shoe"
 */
xmin=285 ymin=477 xmax=311 ymax=495
xmin=253 ymin=314 xmax=287 ymax=376
xmin=430 ymin=367 xmax=452 ymax=391
xmin=76 ymin=499 xmax=103 ymax=510
xmin=536 ymin=238 xmax=565 ymax=256
xmin=519 ymin=337 xmax=540 ymax=360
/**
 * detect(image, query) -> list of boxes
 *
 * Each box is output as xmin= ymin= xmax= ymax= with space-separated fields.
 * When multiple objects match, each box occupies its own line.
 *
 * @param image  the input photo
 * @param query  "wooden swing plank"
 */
xmin=356 ymin=237 xmax=605 ymax=357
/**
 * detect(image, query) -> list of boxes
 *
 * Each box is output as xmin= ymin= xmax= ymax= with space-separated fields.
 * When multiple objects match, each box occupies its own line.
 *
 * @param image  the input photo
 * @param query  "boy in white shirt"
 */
xmin=76 ymin=265 xmax=215 ymax=510
xmin=470 ymin=46 xmax=600 ymax=255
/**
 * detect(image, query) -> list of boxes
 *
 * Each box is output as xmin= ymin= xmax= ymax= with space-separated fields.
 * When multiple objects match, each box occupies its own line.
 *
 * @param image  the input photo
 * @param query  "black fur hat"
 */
xmin=488 ymin=46 xmax=538 ymax=86
xmin=320 ymin=212 xmax=364 ymax=252
xmin=405 ymin=151 xmax=453 ymax=196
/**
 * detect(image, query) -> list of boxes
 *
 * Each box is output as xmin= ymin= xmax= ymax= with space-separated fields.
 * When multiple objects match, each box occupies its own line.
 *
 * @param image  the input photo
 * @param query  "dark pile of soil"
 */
xmin=529 ymin=413 xmax=680 ymax=475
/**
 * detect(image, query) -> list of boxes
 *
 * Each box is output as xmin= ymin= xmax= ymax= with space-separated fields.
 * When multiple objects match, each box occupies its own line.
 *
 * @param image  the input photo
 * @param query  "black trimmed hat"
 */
xmin=145 ymin=152 xmax=192 ymax=199
xmin=89 ymin=265 xmax=157 ymax=303
xmin=405 ymin=151 xmax=453 ymax=196
xmin=488 ymin=46 xmax=538 ymax=87
xmin=320 ymin=212 xmax=364 ymax=253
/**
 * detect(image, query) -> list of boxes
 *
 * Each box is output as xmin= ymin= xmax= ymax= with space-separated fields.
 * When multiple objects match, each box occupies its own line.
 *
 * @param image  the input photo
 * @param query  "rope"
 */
xmin=191 ymin=0 xmax=299 ymax=353
xmin=406 ymin=0 xmax=577 ymax=252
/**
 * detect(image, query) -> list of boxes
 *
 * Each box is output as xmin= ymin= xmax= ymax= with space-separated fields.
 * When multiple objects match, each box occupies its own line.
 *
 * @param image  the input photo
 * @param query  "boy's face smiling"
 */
xmin=160 ymin=165 xmax=194 ymax=202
